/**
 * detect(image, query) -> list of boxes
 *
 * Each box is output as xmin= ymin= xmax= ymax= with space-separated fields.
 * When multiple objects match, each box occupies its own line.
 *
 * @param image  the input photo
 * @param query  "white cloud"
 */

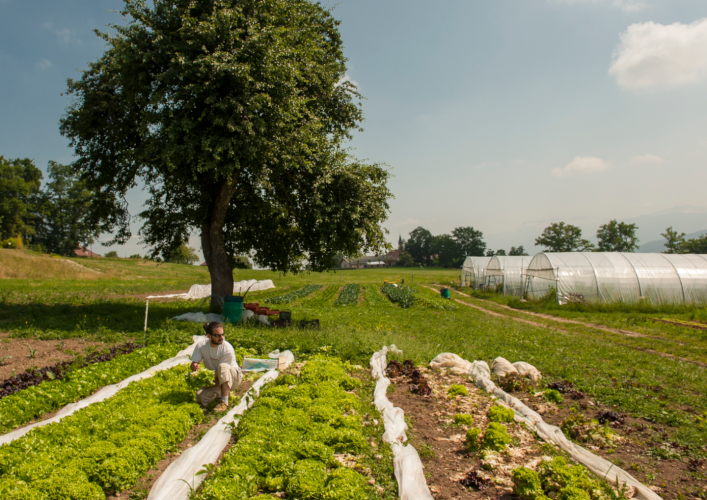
xmin=552 ymin=157 xmax=611 ymax=177
xmin=35 ymin=59 xmax=53 ymax=70
xmin=630 ymin=153 xmax=662 ymax=165
xmin=551 ymin=0 xmax=648 ymax=13
xmin=473 ymin=161 xmax=495 ymax=169
xmin=336 ymin=74 xmax=359 ymax=90
xmin=609 ymin=19 xmax=707 ymax=90
xmin=44 ymin=23 xmax=76 ymax=43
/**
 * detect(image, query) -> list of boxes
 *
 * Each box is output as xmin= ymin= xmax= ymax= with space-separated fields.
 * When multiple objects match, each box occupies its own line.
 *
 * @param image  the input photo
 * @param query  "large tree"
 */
xmin=406 ymin=227 xmax=434 ymax=266
xmin=432 ymin=234 xmax=462 ymax=268
xmin=535 ymin=222 xmax=594 ymax=253
xmin=451 ymin=226 xmax=486 ymax=257
xmin=34 ymin=161 xmax=100 ymax=256
xmin=60 ymin=0 xmax=391 ymax=306
xmin=596 ymin=219 xmax=638 ymax=252
xmin=0 ymin=156 xmax=43 ymax=241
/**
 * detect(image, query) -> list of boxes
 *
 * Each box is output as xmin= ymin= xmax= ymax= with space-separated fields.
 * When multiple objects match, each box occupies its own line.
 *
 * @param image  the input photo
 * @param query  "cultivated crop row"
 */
xmin=300 ymin=285 xmax=338 ymax=306
xmin=0 ymin=343 xmax=177 ymax=433
xmin=334 ymin=284 xmax=360 ymax=306
xmin=0 ymin=342 xmax=143 ymax=399
xmin=0 ymin=365 xmax=201 ymax=499
xmin=193 ymin=357 xmax=394 ymax=500
xmin=265 ymin=285 xmax=321 ymax=304
xmin=362 ymin=284 xmax=394 ymax=308
xmin=381 ymin=284 xmax=415 ymax=308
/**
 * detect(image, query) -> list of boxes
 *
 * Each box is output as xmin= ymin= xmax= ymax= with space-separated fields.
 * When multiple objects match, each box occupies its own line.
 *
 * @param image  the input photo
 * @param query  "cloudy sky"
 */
xmin=2 ymin=0 xmax=707 ymax=258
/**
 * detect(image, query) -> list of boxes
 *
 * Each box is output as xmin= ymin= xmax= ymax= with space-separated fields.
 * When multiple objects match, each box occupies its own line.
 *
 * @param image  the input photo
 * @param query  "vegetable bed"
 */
xmin=193 ymin=356 xmax=396 ymax=500
xmin=334 ymin=284 xmax=360 ymax=306
xmin=265 ymin=285 xmax=322 ymax=305
xmin=0 ymin=343 xmax=178 ymax=434
xmin=0 ymin=365 xmax=202 ymax=499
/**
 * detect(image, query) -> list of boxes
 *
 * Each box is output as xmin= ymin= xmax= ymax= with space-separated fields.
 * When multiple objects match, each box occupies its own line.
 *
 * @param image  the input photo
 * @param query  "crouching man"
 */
xmin=191 ymin=321 xmax=242 ymax=412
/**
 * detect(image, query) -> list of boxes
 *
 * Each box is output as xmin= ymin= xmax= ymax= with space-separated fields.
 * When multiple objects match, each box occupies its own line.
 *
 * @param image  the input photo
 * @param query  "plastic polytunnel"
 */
xmin=524 ymin=252 xmax=707 ymax=305
xmin=460 ymin=256 xmax=493 ymax=289
xmin=484 ymin=256 xmax=533 ymax=296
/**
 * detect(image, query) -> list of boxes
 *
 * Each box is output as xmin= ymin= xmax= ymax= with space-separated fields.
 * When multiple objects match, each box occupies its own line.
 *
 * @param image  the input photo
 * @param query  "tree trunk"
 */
xmin=201 ymin=179 xmax=238 ymax=311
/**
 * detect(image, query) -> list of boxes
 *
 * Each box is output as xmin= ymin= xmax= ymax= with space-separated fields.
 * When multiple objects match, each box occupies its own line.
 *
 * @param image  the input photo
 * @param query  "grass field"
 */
xmin=1 ymin=249 xmax=707 ymax=496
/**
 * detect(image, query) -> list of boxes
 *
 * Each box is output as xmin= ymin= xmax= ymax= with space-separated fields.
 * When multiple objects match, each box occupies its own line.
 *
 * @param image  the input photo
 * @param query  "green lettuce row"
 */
xmin=0 ymin=365 xmax=202 ymax=499
xmin=362 ymin=285 xmax=395 ymax=308
xmin=334 ymin=284 xmax=360 ymax=306
xmin=381 ymin=283 xmax=415 ymax=308
xmin=0 ymin=343 xmax=178 ymax=434
xmin=301 ymin=285 xmax=339 ymax=306
xmin=264 ymin=285 xmax=322 ymax=305
xmin=194 ymin=357 xmax=378 ymax=500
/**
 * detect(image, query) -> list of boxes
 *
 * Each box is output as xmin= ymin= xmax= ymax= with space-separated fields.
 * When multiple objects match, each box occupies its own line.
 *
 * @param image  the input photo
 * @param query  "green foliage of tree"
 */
xmin=167 ymin=243 xmax=199 ymax=265
xmin=535 ymin=222 xmax=594 ymax=253
xmin=406 ymin=227 xmax=434 ymax=265
xmin=395 ymin=250 xmax=415 ymax=267
xmin=432 ymin=234 xmax=463 ymax=268
xmin=129 ymin=254 xmax=142 ymax=259
xmin=509 ymin=245 xmax=528 ymax=256
xmin=59 ymin=0 xmax=391 ymax=307
xmin=33 ymin=161 xmax=100 ymax=256
xmin=661 ymin=226 xmax=686 ymax=254
xmin=0 ymin=156 xmax=43 ymax=240
xmin=451 ymin=226 xmax=486 ymax=257
xmin=681 ymin=234 xmax=707 ymax=254
xmin=229 ymin=254 xmax=253 ymax=270
xmin=596 ymin=219 xmax=638 ymax=252
xmin=104 ymin=251 xmax=119 ymax=258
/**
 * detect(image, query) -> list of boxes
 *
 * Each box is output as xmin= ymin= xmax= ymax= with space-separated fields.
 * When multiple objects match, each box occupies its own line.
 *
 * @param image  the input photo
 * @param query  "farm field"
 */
xmin=0 ymin=251 xmax=706 ymax=498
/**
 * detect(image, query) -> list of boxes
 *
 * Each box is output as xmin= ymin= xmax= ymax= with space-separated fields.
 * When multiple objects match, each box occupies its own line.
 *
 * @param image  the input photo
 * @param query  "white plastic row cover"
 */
xmin=428 ymin=353 xmax=663 ymax=500
xmin=0 ymin=336 xmax=205 ymax=446
xmin=370 ymin=345 xmax=434 ymax=500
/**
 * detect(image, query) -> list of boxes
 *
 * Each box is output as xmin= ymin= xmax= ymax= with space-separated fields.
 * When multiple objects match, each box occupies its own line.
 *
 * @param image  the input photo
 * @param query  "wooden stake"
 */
xmin=143 ymin=300 xmax=149 ymax=342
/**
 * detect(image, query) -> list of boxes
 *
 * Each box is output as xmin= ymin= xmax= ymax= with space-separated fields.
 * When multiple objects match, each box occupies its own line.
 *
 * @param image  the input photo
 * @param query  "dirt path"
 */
xmin=423 ymin=286 xmax=707 ymax=369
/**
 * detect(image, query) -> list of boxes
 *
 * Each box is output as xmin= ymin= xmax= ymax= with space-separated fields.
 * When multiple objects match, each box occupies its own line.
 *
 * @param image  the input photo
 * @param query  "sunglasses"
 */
xmin=209 ymin=333 xmax=225 ymax=338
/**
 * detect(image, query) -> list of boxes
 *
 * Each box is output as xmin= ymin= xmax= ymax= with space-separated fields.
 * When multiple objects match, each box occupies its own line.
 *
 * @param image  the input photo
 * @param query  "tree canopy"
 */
xmin=661 ymin=226 xmax=686 ymax=254
xmin=535 ymin=222 xmax=594 ymax=253
xmin=60 ymin=0 xmax=391 ymax=302
xmin=0 ymin=157 xmax=43 ymax=241
xmin=34 ymin=161 xmax=100 ymax=256
xmin=596 ymin=219 xmax=638 ymax=252
xmin=451 ymin=226 xmax=486 ymax=257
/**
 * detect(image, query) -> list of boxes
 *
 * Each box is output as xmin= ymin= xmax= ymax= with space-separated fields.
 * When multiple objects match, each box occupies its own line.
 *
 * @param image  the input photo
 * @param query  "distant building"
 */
xmin=200 ymin=262 xmax=208 ymax=266
xmin=337 ymin=251 xmax=400 ymax=269
xmin=73 ymin=244 xmax=101 ymax=258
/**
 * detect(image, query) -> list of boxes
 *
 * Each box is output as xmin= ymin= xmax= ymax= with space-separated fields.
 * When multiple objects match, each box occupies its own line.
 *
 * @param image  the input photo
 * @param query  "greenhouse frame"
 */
xmin=460 ymin=256 xmax=492 ymax=289
xmin=524 ymin=252 xmax=707 ymax=305
xmin=485 ymin=255 xmax=533 ymax=296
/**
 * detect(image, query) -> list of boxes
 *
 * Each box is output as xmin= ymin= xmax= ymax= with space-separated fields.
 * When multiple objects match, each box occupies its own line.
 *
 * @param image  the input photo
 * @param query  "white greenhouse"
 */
xmin=460 ymin=256 xmax=492 ymax=289
xmin=524 ymin=252 xmax=707 ymax=305
xmin=485 ymin=255 xmax=533 ymax=296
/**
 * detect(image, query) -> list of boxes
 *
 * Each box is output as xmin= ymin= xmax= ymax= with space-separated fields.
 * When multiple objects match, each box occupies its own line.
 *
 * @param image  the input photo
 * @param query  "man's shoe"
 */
xmin=214 ymin=402 xmax=228 ymax=412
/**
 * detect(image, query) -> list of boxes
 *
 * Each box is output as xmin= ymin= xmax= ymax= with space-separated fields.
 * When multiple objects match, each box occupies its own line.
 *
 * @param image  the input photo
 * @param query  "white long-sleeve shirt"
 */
xmin=191 ymin=338 xmax=238 ymax=371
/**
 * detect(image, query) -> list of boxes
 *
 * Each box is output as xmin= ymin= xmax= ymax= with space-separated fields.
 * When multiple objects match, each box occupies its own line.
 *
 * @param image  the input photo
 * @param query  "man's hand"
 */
xmin=190 ymin=361 xmax=200 ymax=372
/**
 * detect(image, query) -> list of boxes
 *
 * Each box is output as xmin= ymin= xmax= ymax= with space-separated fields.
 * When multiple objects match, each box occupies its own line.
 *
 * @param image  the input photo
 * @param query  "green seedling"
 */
xmin=448 ymin=384 xmax=468 ymax=398
xmin=488 ymin=404 xmax=515 ymax=423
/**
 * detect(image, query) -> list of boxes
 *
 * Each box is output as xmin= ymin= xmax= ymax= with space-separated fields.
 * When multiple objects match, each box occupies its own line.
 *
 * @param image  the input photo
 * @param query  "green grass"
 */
xmin=2 ymin=255 xmax=707 ymax=455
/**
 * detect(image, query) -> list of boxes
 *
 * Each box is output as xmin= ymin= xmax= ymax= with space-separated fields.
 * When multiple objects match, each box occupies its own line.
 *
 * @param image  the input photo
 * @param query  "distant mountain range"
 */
xmin=638 ymin=229 xmax=707 ymax=253
xmin=485 ymin=205 xmax=707 ymax=255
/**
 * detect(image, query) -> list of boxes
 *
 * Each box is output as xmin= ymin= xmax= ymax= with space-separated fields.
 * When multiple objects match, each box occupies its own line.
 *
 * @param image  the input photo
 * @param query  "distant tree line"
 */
xmin=0 ymin=156 xmax=99 ymax=255
xmin=533 ymin=220 xmax=707 ymax=255
xmin=0 ymin=156 xmax=214 ymax=264
xmin=395 ymin=226 xmax=528 ymax=268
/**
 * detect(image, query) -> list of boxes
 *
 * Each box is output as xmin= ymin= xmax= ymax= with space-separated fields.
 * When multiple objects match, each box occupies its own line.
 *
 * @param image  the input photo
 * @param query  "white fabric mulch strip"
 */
xmin=371 ymin=345 xmax=435 ymax=500
xmin=0 ymin=336 xmax=205 ymax=446
xmin=147 ymin=279 xmax=276 ymax=300
xmin=429 ymin=353 xmax=663 ymax=500
xmin=147 ymin=365 xmax=287 ymax=500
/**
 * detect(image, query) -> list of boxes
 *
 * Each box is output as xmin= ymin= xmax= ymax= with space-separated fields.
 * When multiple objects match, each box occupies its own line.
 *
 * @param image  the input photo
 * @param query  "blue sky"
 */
xmin=2 ymin=0 xmax=707 ymax=258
